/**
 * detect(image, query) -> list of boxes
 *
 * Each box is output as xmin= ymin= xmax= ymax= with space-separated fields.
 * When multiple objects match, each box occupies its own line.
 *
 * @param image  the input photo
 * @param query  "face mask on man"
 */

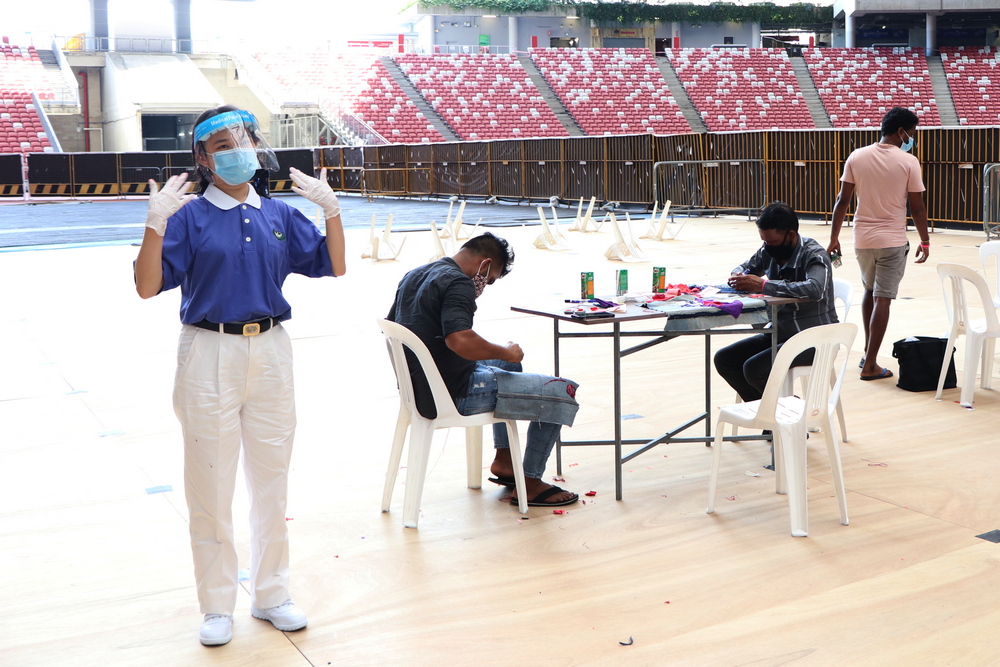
xmin=472 ymin=260 xmax=490 ymax=298
xmin=900 ymin=129 xmax=915 ymax=153
xmin=763 ymin=231 xmax=795 ymax=262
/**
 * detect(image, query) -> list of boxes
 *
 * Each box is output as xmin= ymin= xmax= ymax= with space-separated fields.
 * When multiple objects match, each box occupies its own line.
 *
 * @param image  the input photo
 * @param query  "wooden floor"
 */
xmin=2 ymin=210 xmax=999 ymax=666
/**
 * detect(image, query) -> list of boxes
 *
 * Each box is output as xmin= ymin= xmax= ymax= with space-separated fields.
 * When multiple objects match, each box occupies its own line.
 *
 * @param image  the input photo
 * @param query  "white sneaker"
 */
xmin=251 ymin=600 xmax=307 ymax=632
xmin=199 ymin=614 xmax=233 ymax=646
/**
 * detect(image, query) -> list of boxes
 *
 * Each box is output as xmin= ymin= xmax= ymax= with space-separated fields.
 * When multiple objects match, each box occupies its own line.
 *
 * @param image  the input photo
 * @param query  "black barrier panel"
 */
xmin=459 ymin=162 xmax=489 ymax=196
xmin=702 ymin=132 xmax=765 ymax=161
xmin=72 ymin=152 xmax=117 ymax=183
xmin=702 ymin=162 xmax=766 ymax=210
xmin=433 ymin=162 xmax=460 ymax=195
xmin=379 ymin=169 xmax=406 ymax=194
xmin=166 ymin=150 xmax=195 ymax=175
xmin=0 ymin=153 xmax=22 ymax=184
xmin=523 ymin=138 xmax=562 ymax=162
xmin=925 ymin=162 xmax=980 ymax=226
xmin=490 ymin=162 xmax=522 ymax=198
xmin=524 ymin=161 xmax=560 ymax=199
xmin=271 ymin=149 xmax=313 ymax=192
xmin=433 ymin=143 xmax=459 ymax=163
xmin=341 ymin=169 xmax=363 ymax=192
xmin=563 ymin=161 xmax=603 ymax=202
xmin=768 ymin=130 xmax=837 ymax=163
xmin=362 ymin=170 xmax=382 ymax=193
xmin=327 ymin=168 xmax=345 ymax=191
xmin=490 ymin=140 xmax=523 ymax=162
xmin=321 ymin=147 xmax=343 ymax=169
xmin=653 ymin=133 xmax=702 ymax=163
xmin=378 ymin=144 xmax=406 ymax=165
xmin=409 ymin=166 xmax=432 ymax=194
xmin=767 ymin=161 xmax=840 ymax=216
xmin=606 ymin=160 xmax=652 ymax=204
xmin=363 ymin=146 xmax=379 ymax=169
xmin=836 ymin=129 xmax=880 ymax=161
xmin=459 ymin=142 xmax=488 ymax=162
xmin=564 ymin=136 xmax=604 ymax=161
xmin=607 ymin=134 xmax=653 ymax=162
xmin=120 ymin=152 xmax=167 ymax=190
xmin=343 ymin=147 xmax=364 ymax=168
xmin=407 ymin=143 xmax=433 ymax=164
xmin=923 ymin=127 xmax=1000 ymax=164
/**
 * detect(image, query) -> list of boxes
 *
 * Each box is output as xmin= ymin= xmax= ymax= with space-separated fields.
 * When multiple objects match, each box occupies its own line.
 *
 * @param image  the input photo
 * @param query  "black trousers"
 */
xmin=714 ymin=333 xmax=815 ymax=402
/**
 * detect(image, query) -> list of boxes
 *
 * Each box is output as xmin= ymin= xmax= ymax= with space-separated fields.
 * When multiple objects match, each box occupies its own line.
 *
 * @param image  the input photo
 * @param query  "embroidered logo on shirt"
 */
xmin=273 ymin=230 xmax=286 ymax=241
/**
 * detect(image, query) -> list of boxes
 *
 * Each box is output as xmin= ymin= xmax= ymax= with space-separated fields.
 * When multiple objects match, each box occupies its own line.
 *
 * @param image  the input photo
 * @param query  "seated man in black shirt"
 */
xmin=715 ymin=202 xmax=839 ymax=401
xmin=387 ymin=232 xmax=579 ymax=507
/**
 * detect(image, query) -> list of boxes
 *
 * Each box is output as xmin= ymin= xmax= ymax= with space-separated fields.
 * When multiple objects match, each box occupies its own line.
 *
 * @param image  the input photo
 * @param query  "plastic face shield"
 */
xmin=193 ymin=109 xmax=279 ymax=173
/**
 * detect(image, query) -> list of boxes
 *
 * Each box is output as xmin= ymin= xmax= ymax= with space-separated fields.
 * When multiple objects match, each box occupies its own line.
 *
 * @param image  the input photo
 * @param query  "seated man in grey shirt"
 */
xmin=387 ymin=232 xmax=580 ymax=507
xmin=715 ymin=202 xmax=838 ymax=401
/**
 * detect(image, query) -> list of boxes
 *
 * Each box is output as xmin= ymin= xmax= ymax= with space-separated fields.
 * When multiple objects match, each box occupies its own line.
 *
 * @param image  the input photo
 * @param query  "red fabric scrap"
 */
xmin=585 ymin=491 xmax=597 ymax=497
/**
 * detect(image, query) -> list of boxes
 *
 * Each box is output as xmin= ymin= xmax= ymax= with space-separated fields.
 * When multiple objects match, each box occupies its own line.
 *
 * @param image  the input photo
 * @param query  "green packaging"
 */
xmin=653 ymin=267 xmax=666 ymax=293
xmin=616 ymin=269 xmax=628 ymax=296
xmin=581 ymin=271 xmax=594 ymax=299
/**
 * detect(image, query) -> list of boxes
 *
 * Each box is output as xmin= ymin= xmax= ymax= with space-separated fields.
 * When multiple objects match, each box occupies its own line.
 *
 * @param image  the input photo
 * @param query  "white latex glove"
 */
xmin=146 ymin=173 xmax=196 ymax=236
xmin=289 ymin=167 xmax=341 ymax=218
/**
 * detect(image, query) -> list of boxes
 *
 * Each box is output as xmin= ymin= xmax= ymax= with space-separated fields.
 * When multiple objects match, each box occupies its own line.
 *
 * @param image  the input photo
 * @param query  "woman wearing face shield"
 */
xmin=134 ymin=105 xmax=346 ymax=646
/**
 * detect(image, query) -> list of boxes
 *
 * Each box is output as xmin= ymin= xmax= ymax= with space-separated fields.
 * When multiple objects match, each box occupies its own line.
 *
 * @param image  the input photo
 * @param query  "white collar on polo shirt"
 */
xmin=204 ymin=183 xmax=262 ymax=210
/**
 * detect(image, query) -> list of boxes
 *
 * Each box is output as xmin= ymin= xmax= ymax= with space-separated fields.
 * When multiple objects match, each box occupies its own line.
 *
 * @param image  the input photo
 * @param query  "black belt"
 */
xmin=192 ymin=317 xmax=275 ymax=336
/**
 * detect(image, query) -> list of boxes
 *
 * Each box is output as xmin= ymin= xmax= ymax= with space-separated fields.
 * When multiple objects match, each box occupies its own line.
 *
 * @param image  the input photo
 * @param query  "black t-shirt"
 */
xmin=387 ymin=257 xmax=478 ymax=418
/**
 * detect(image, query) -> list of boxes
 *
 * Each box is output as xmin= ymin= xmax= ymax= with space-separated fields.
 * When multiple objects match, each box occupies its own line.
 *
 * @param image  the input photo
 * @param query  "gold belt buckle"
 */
xmin=242 ymin=322 xmax=261 ymax=336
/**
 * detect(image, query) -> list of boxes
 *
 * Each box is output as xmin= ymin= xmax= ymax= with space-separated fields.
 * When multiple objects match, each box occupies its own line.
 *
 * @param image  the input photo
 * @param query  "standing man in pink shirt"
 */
xmin=828 ymin=107 xmax=930 ymax=381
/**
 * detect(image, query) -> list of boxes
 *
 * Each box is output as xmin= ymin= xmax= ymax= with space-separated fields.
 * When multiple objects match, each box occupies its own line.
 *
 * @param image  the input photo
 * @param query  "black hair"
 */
xmin=191 ymin=104 xmax=270 ymax=197
xmin=756 ymin=201 xmax=799 ymax=232
xmin=461 ymin=232 xmax=515 ymax=277
xmin=881 ymin=107 xmax=919 ymax=137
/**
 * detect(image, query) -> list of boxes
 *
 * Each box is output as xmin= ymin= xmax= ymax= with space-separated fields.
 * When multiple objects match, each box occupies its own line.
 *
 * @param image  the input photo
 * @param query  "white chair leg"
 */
xmin=382 ymin=407 xmax=410 ymax=512
xmin=981 ymin=338 xmax=996 ymax=390
xmin=835 ymin=396 xmax=848 ymax=442
xmin=936 ymin=333 xmax=959 ymax=400
xmin=465 ymin=426 xmax=483 ymax=489
xmin=773 ymin=430 xmax=787 ymax=496
xmin=961 ymin=335 xmax=984 ymax=408
xmin=823 ymin=426 xmax=849 ymax=526
xmin=402 ymin=420 xmax=435 ymax=528
xmin=504 ymin=421 xmax=528 ymax=515
xmin=777 ymin=424 xmax=809 ymax=537
xmin=706 ymin=419 xmax=726 ymax=514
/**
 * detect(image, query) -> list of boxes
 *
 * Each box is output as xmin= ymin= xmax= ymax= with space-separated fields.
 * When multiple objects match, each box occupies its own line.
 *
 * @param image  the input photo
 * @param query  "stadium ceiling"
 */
xmin=847 ymin=11 xmax=1000 ymax=29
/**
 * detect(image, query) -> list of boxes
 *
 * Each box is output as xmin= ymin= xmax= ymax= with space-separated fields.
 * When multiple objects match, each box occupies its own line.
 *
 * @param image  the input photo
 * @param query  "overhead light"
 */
xmin=567 ymin=15 xmax=580 ymax=20
xmin=483 ymin=14 xmax=497 ymax=18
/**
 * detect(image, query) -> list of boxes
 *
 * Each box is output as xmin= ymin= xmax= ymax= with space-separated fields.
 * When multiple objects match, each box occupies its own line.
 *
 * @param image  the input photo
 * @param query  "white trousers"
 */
xmin=173 ymin=324 xmax=296 ymax=615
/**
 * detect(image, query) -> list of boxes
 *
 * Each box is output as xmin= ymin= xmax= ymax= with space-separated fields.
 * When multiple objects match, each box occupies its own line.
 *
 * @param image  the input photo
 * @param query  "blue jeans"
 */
xmin=455 ymin=359 xmax=561 ymax=480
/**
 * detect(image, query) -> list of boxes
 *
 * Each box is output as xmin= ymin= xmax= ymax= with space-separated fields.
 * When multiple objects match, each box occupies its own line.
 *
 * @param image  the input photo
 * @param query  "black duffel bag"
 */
xmin=891 ymin=336 xmax=957 ymax=392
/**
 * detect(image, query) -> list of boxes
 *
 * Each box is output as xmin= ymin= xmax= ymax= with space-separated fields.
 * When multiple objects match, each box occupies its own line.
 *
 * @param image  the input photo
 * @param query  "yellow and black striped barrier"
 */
xmin=75 ymin=183 xmax=119 ymax=196
xmin=30 ymin=183 xmax=73 ymax=195
xmin=0 ymin=183 xmax=23 ymax=196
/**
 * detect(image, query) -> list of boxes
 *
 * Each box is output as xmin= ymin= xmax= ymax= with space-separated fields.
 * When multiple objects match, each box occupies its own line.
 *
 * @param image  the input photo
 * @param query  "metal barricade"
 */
xmin=653 ymin=159 xmax=766 ymax=214
xmin=983 ymin=163 xmax=1000 ymax=239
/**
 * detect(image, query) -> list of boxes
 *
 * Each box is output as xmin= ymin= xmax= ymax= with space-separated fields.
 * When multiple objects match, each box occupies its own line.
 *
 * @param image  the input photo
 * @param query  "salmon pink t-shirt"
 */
xmin=841 ymin=142 xmax=925 ymax=249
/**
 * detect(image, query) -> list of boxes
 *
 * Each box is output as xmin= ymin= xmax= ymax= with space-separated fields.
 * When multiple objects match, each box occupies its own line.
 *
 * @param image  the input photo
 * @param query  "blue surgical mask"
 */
xmin=900 ymin=130 xmax=914 ymax=153
xmin=210 ymin=147 xmax=259 ymax=185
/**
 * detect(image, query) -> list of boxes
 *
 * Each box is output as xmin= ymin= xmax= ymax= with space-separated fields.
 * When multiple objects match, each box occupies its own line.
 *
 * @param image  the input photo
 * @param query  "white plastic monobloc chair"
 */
xmin=708 ymin=322 xmax=858 ymax=537
xmin=787 ymin=276 xmax=854 ymax=442
xmin=733 ymin=277 xmax=854 ymax=441
xmin=377 ymin=318 xmax=528 ymax=528
xmin=935 ymin=264 xmax=1000 ymax=408
xmin=979 ymin=241 xmax=1000 ymax=309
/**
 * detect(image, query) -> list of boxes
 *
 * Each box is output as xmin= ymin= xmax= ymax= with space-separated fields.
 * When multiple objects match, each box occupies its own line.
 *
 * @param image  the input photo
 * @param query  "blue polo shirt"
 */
xmin=161 ymin=185 xmax=333 ymax=324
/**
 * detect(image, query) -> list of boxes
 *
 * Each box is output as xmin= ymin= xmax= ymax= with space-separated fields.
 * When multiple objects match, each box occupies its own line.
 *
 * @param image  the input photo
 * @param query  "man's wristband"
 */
xmin=919 ymin=241 xmax=930 ymax=248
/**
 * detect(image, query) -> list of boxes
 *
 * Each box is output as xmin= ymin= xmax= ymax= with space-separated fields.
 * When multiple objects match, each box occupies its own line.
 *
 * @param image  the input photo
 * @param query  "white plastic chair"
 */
xmin=935 ymin=264 xmax=1000 ymax=408
xmin=707 ymin=322 xmax=858 ymax=537
xmin=377 ymin=319 xmax=528 ymax=528
xmin=979 ymin=241 xmax=1000 ymax=309
xmin=732 ymin=277 xmax=854 ymax=441
xmin=787 ymin=277 xmax=854 ymax=441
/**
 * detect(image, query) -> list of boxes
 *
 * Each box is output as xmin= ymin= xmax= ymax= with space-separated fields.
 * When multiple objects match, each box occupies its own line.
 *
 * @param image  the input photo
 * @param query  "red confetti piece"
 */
xmin=285 ymin=517 xmax=293 ymax=521
xmin=726 ymin=494 xmax=739 ymax=501
xmin=585 ymin=491 xmax=597 ymax=497
xmin=862 ymin=458 xmax=888 ymax=467
xmin=553 ymin=509 xmax=565 ymax=515
xmin=664 ymin=601 xmax=670 ymax=604
xmin=569 ymin=463 xmax=579 ymax=467
xmin=553 ymin=476 xmax=566 ymax=482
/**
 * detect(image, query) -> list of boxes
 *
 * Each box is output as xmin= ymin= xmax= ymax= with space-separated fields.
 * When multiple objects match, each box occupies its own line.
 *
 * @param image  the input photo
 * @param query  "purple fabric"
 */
xmin=698 ymin=299 xmax=744 ymax=318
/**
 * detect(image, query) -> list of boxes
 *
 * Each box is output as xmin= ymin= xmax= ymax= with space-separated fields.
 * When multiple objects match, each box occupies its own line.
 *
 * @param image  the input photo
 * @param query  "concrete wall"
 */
xmin=100 ymin=54 xmax=141 ymax=152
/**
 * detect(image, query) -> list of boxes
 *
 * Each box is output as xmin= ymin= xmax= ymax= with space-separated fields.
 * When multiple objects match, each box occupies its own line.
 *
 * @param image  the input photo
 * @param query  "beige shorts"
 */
xmin=856 ymin=244 xmax=909 ymax=299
